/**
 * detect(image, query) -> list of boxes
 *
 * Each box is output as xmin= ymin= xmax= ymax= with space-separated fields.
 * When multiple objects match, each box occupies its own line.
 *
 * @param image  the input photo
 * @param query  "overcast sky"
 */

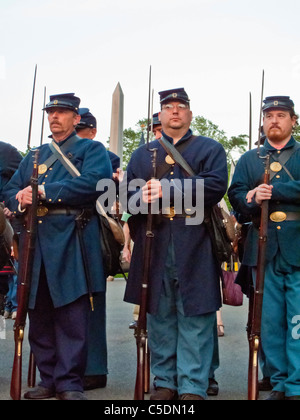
xmin=1 ymin=0 xmax=300 ymax=152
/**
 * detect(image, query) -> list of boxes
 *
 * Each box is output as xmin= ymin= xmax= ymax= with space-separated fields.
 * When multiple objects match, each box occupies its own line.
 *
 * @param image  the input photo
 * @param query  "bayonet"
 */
xmin=249 ymin=92 xmax=252 ymax=150
xmin=27 ymin=65 xmax=37 ymax=151
xmin=146 ymin=66 xmax=152 ymax=149
xmin=40 ymin=86 xmax=46 ymax=146
xmin=257 ymin=70 xmax=265 ymax=156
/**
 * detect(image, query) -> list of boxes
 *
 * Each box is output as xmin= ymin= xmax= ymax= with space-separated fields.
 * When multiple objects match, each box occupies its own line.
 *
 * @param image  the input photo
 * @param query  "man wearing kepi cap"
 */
xmin=149 ymin=113 xmax=163 ymax=140
xmin=229 ymin=96 xmax=300 ymax=400
xmin=77 ymin=108 xmax=120 ymax=173
xmin=125 ymin=88 xmax=228 ymax=400
xmin=76 ymin=107 xmax=121 ymax=392
xmin=4 ymin=93 xmax=112 ymax=400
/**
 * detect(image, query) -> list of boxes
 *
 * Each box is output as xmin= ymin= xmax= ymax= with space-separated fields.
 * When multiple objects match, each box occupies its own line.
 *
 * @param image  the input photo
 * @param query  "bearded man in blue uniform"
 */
xmin=228 ymin=96 xmax=300 ymax=400
xmin=3 ymin=93 xmax=112 ymax=400
xmin=124 ymin=88 xmax=228 ymax=400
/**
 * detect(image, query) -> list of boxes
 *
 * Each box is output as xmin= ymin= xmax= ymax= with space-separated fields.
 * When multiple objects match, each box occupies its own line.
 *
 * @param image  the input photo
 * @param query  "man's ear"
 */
xmin=74 ymin=114 xmax=81 ymax=126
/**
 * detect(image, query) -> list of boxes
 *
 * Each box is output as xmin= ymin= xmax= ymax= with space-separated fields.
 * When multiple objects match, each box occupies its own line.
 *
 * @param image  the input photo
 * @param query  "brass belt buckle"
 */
xmin=270 ymin=211 xmax=287 ymax=223
xmin=164 ymin=207 xmax=176 ymax=219
xmin=37 ymin=206 xmax=49 ymax=217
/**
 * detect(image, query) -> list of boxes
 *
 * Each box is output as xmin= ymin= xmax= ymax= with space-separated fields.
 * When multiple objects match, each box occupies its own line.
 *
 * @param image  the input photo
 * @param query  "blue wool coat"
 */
xmin=228 ymin=136 xmax=300 ymax=268
xmin=0 ymin=141 xmax=22 ymax=200
xmin=3 ymin=133 xmax=112 ymax=309
xmin=124 ymin=129 xmax=228 ymax=317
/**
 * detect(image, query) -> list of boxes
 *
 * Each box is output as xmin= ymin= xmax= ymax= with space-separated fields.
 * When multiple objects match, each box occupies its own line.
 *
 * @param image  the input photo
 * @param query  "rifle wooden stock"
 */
xmin=144 ymin=337 xmax=150 ymax=394
xmin=248 ymin=155 xmax=270 ymax=401
xmin=10 ymin=151 xmax=39 ymax=400
xmin=134 ymin=230 xmax=152 ymax=400
xmin=10 ymin=328 xmax=24 ymax=401
xmin=134 ymin=330 xmax=147 ymax=400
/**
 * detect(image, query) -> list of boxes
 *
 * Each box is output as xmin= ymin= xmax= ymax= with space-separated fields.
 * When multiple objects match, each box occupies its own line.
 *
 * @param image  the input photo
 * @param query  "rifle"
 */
xmin=247 ymin=154 xmax=270 ymax=400
xmin=10 ymin=150 xmax=39 ymax=401
xmin=134 ymin=148 xmax=157 ymax=400
xmin=134 ymin=66 xmax=156 ymax=400
xmin=26 ymin=77 xmax=44 ymax=390
xmin=248 ymin=70 xmax=269 ymax=401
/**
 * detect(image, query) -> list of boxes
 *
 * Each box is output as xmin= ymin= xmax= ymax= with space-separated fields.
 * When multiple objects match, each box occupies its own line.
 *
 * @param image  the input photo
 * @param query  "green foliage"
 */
xmin=19 ymin=149 xmax=29 ymax=158
xmin=293 ymin=124 xmax=300 ymax=142
xmin=122 ymin=115 xmax=248 ymax=169
xmin=190 ymin=116 xmax=248 ymax=210
xmin=122 ymin=118 xmax=149 ymax=169
xmin=191 ymin=116 xmax=248 ymax=164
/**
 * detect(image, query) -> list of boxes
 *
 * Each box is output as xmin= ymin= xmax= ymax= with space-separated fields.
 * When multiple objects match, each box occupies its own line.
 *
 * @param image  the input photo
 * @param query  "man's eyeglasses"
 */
xmin=162 ymin=103 xmax=189 ymax=111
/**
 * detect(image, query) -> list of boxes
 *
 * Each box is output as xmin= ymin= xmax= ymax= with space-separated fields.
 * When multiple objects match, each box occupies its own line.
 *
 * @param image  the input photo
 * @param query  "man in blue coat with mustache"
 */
xmin=4 ymin=93 xmax=112 ymax=400
xmin=124 ymin=88 xmax=228 ymax=400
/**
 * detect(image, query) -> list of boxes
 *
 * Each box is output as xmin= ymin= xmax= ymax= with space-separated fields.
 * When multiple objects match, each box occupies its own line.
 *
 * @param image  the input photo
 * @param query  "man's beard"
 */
xmin=267 ymin=127 xmax=283 ymax=142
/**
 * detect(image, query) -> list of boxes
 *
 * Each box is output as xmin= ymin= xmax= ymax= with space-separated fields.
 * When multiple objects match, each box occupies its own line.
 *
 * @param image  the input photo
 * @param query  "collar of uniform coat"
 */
xmin=48 ymin=130 xmax=78 ymax=146
xmin=263 ymin=136 xmax=296 ymax=152
xmin=161 ymin=128 xmax=193 ymax=145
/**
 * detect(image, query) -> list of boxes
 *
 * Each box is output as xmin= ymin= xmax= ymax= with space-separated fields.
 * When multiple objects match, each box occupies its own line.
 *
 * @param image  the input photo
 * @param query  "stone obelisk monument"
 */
xmin=109 ymin=83 xmax=124 ymax=167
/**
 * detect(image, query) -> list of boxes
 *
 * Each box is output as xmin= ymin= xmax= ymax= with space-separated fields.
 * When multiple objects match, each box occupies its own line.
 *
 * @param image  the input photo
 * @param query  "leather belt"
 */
xmin=162 ymin=207 xmax=192 ymax=219
xmin=270 ymin=211 xmax=300 ymax=223
xmin=37 ymin=206 xmax=85 ymax=217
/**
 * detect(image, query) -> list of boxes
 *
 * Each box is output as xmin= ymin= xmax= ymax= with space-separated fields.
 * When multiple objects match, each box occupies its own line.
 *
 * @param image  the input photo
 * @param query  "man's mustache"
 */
xmin=270 ymin=125 xmax=281 ymax=130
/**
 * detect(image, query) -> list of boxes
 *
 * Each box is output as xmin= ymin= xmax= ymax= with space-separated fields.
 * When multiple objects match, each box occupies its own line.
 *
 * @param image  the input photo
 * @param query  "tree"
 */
xmin=122 ymin=118 xmax=149 ymax=169
xmin=293 ymin=124 xmax=300 ymax=142
xmin=191 ymin=116 xmax=248 ymax=164
xmin=190 ymin=116 xmax=248 ymax=210
xmin=122 ymin=115 xmax=248 ymax=169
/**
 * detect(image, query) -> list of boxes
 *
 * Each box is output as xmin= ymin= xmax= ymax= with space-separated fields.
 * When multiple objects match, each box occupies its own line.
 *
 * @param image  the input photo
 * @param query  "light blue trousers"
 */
xmin=147 ymin=241 xmax=216 ymax=398
xmin=260 ymin=256 xmax=300 ymax=397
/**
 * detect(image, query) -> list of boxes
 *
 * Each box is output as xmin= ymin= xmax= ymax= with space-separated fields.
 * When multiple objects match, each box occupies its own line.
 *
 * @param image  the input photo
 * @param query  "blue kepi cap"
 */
xmin=262 ymin=96 xmax=295 ymax=113
xmin=43 ymin=93 xmax=81 ymax=114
